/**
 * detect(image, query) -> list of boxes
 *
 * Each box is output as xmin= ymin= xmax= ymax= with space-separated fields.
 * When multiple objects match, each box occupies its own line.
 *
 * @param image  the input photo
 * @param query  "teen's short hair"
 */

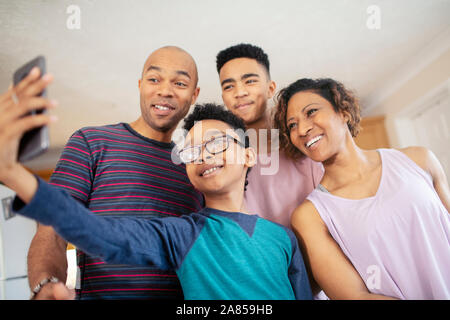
xmin=216 ymin=43 xmax=270 ymax=77
xmin=273 ymin=78 xmax=361 ymax=159
xmin=182 ymin=103 xmax=252 ymax=190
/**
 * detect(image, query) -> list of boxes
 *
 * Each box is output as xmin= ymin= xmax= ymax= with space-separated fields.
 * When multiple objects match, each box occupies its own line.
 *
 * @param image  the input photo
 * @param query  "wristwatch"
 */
xmin=30 ymin=276 xmax=59 ymax=300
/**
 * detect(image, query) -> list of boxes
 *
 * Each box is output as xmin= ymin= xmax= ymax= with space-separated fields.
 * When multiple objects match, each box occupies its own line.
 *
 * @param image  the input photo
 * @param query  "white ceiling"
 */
xmin=1 ymin=0 xmax=449 ymax=168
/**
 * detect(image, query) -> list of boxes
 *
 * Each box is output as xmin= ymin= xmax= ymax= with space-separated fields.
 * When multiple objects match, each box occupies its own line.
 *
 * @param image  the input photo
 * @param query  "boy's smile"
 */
xmin=184 ymin=119 xmax=255 ymax=197
xmin=198 ymin=163 xmax=224 ymax=177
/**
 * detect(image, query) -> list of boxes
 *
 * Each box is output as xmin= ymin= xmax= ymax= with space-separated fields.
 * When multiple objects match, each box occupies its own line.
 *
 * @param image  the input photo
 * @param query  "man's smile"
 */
xmin=151 ymin=103 xmax=175 ymax=115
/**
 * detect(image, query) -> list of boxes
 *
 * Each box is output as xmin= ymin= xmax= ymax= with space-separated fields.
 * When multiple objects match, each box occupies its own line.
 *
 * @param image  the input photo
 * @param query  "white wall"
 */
xmin=0 ymin=184 xmax=37 ymax=299
xmin=366 ymin=45 xmax=450 ymax=147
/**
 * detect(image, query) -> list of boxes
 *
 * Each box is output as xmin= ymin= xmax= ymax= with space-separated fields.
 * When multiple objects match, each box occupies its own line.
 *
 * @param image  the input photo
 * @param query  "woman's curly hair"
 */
xmin=273 ymin=78 xmax=361 ymax=159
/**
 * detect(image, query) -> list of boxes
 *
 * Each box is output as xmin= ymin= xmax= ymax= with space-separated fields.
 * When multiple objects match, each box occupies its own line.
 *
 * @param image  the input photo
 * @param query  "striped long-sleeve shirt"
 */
xmin=48 ymin=122 xmax=204 ymax=299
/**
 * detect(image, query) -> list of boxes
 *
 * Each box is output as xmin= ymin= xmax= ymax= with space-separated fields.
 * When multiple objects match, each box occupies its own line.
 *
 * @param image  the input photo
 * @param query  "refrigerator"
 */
xmin=0 ymin=184 xmax=37 ymax=300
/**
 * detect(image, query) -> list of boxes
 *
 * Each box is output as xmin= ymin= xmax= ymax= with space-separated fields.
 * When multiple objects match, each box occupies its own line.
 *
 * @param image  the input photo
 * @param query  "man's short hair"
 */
xmin=216 ymin=43 xmax=270 ymax=78
xmin=182 ymin=103 xmax=252 ymax=190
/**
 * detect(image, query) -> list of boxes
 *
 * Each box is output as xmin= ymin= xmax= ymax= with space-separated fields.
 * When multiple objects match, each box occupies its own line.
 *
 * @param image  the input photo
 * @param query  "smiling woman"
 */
xmin=274 ymin=78 xmax=361 ymax=160
xmin=272 ymin=77 xmax=450 ymax=300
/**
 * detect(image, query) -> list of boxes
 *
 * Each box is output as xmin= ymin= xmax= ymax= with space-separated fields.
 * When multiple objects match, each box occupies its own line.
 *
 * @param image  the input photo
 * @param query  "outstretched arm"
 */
xmin=0 ymin=78 xmax=191 ymax=270
xmin=0 ymin=67 xmax=74 ymax=299
xmin=13 ymin=176 xmax=192 ymax=270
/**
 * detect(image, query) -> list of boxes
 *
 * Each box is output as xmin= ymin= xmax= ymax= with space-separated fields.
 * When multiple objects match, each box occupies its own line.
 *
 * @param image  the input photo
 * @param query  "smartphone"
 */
xmin=13 ymin=56 xmax=50 ymax=162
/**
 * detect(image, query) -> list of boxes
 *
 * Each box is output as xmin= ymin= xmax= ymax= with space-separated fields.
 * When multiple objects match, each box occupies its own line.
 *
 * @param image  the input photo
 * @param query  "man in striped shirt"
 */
xmin=24 ymin=46 xmax=204 ymax=299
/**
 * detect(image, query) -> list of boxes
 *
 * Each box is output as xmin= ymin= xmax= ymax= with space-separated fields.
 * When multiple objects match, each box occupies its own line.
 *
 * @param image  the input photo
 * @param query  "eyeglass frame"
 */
xmin=178 ymin=134 xmax=246 ymax=164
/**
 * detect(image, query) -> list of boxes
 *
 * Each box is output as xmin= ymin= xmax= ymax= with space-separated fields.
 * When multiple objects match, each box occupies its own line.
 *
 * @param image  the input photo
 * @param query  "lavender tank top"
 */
xmin=307 ymin=148 xmax=450 ymax=299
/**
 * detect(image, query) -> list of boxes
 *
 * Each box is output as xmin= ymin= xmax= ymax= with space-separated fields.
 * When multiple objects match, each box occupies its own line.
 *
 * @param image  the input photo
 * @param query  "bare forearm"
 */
xmin=1 ymin=164 xmax=38 ymax=204
xmin=27 ymin=225 xmax=68 ymax=288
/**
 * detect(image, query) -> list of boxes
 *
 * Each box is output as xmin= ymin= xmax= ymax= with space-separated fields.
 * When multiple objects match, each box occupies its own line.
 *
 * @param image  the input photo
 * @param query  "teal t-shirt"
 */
xmin=15 ymin=180 xmax=313 ymax=300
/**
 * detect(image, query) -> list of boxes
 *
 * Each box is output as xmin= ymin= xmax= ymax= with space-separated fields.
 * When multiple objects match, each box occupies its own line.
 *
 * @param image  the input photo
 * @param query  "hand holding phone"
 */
xmin=0 ymin=56 xmax=56 ymax=185
xmin=13 ymin=56 xmax=50 ymax=162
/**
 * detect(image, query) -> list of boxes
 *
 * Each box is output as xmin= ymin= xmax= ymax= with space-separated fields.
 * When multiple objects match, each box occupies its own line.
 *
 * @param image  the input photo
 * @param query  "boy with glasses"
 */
xmin=1 ymin=103 xmax=312 ymax=300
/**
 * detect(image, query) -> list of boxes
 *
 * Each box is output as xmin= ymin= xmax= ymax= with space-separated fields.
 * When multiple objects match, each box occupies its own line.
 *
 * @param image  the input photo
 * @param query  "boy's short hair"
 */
xmin=182 ymin=103 xmax=252 ymax=190
xmin=216 ymin=43 xmax=270 ymax=78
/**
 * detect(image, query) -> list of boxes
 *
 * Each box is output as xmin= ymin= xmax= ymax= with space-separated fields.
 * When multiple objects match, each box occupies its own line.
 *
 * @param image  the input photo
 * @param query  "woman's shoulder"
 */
xmin=292 ymin=199 xmax=323 ymax=226
xmin=392 ymin=146 xmax=432 ymax=173
xmin=396 ymin=146 xmax=449 ymax=186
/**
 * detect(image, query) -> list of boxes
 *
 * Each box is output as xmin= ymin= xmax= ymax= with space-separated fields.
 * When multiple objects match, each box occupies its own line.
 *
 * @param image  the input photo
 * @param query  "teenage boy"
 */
xmin=216 ymin=44 xmax=324 ymax=228
xmin=0 ymin=103 xmax=312 ymax=300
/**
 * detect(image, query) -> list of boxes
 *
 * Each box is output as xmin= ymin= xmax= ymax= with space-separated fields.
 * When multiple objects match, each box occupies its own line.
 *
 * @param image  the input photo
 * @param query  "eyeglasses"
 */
xmin=178 ymin=134 xmax=245 ymax=164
